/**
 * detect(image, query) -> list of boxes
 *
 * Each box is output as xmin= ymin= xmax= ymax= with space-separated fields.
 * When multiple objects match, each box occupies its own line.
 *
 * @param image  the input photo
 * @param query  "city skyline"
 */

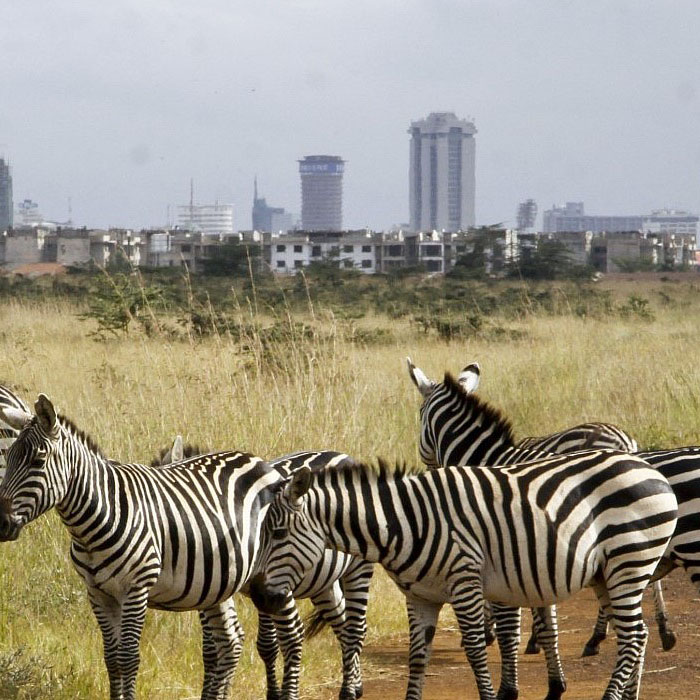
xmin=3 ymin=1 xmax=700 ymax=231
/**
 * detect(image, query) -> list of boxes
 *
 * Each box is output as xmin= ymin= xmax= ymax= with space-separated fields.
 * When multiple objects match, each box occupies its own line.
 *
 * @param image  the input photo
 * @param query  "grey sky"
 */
xmin=3 ymin=0 xmax=700 ymax=230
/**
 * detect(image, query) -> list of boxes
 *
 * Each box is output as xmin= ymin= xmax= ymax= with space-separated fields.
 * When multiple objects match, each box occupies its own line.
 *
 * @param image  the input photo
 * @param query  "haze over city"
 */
xmin=3 ymin=0 xmax=700 ymax=230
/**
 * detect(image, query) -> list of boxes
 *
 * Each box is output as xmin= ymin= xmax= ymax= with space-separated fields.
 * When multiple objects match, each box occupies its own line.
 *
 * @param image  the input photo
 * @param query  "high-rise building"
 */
xmin=177 ymin=202 xmax=234 ymax=235
xmin=299 ymin=155 xmax=344 ymax=231
xmin=252 ymin=178 xmax=294 ymax=232
xmin=0 ymin=158 xmax=13 ymax=231
xmin=408 ymin=112 xmax=477 ymax=232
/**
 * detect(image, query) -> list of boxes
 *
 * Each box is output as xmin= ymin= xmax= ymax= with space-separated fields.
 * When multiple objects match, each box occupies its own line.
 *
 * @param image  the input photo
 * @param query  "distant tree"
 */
xmin=201 ymin=242 xmax=259 ymax=276
xmin=508 ymin=239 xmax=590 ymax=280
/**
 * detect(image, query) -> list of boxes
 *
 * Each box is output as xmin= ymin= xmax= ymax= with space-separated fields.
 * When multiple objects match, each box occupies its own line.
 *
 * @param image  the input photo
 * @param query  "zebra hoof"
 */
xmin=496 ymin=686 xmax=518 ymax=700
xmin=581 ymin=643 xmax=600 ymax=657
xmin=544 ymin=678 xmax=566 ymax=700
xmin=524 ymin=639 xmax=541 ymax=655
xmin=266 ymin=690 xmax=281 ymax=700
xmin=355 ymin=683 xmax=363 ymax=699
xmin=660 ymin=630 xmax=677 ymax=652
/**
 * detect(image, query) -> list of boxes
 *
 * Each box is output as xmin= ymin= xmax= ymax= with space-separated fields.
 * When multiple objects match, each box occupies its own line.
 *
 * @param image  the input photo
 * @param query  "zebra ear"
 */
xmin=406 ymin=357 xmax=435 ymax=398
xmin=34 ymin=394 xmax=58 ymax=436
xmin=0 ymin=406 xmax=32 ymax=431
xmin=457 ymin=363 xmax=480 ymax=394
xmin=285 ymin=466 xmax=312 ymax=507
xmin=170 ymin=435 xmax=184 ymax=463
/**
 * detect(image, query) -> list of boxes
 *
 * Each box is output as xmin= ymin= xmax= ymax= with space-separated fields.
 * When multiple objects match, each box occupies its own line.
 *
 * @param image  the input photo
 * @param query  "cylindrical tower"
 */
xmin=299 ymin=155 xmax=344 ymax=231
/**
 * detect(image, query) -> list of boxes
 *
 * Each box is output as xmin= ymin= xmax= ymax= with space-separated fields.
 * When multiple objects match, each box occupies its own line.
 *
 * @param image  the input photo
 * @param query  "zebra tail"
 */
xmin=303 ymin=608 xmax=329 ymax=639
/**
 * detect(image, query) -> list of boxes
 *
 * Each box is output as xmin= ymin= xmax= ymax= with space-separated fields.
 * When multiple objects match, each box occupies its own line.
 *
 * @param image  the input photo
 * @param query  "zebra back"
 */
xmin=517 ymin=422 xmax=638 ymax=453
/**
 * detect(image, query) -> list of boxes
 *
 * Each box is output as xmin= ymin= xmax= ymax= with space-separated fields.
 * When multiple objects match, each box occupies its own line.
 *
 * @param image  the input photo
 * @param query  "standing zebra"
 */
xmin=410 ymin=361 xmax=676 ymax=655
xmin=153 ymin=437 xmax=374 ymax=700
xmin=250 ymin=456 xmax=677 ymax=700
xmin=0 ymin=395 xmax=305 ymax=700
xmin=408 ymin=361 xmax=700 ymax=680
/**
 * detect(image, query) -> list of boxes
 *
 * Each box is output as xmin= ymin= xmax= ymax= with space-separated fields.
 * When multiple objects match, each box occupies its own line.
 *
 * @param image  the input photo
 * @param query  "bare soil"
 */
xmin=339 ymin=569 xmax=700 ymax=699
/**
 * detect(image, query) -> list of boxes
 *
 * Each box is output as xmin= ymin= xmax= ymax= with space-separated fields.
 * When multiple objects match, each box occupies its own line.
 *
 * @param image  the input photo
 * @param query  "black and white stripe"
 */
xmin=251 ymin=455 xmax=676 ymax=700
xmin=409 ymin=362 xmax=700 ymax=679
xmin=153 ymin=439 xmax=373 ymax=700
xmin=0 ymin=395 xmax=298 ymax=700
xmin=0 ymin=384 xmax=31 ymax=478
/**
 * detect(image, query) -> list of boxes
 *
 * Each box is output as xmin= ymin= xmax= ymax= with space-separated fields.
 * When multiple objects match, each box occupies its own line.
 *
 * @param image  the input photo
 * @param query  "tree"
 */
xmin=200 ymin=242 xmax=259 ymax=276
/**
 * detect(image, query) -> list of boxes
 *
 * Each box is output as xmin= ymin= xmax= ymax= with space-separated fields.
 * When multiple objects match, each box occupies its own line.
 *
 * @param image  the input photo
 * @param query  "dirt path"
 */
xmin=353 ymin=569 xmax=700 ymax=699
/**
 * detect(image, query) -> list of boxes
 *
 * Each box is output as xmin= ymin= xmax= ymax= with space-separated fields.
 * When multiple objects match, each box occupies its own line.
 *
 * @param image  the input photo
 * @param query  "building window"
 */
xmin=294 ymin=260 xmax=304 ymax=268
xmin=424 ymin=245 xmax=441 ymax=257
xmin=362 ymin=245 xmax=371 ymax=252
xmin=361 ymin=259 xmax=372 ymax=268
xmin=311 ymin=245 xmax=322 ymax=257
xmin=276 ymin=260 xmax=286 ymax=268
xmin=343 ymin=259 xmax=353 ymax=268
xmin=276 ymin=244 xmax=286 ymax=252
xmin=343 ymin=244 xmax=353 ymax=253
xmin=293 ymin=245 xmax=303 ymax=253
xmin=330 ymin=245 xmax=340 ymax=257
xmin=386 ymin=245 xmax=403 ymax=257
xmin=181 ymin=244 xmax=191 ymax=253
xmin=426 ymin=259 xmax=442 ymax=272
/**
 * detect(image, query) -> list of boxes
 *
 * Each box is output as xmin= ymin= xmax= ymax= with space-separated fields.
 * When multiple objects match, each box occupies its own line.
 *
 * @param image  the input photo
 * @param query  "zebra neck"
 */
xmin=54 ymin=448 xmax=119 ymax=536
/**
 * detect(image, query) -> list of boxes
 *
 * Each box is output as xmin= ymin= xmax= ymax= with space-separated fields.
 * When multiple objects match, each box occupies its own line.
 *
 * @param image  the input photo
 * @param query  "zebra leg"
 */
xmin=451 ymin=572 xmax=498 ymax=700
xmin=198 ymin=610 xmax=218 ymax=700
xmin=524 ymin=609 xmax=541 ymax=655
xmin=117 ymin=587 xmax=149 ymax=700
xmin=531 ymin=606 xmax=567 ymax=700
xmin=593 ymin=579 xmax=648 ymax=700
xmin=256 ymin=611 xmax=282 ymax=700
xmin=337 ymin=560 xmax=375 ymax=698
xmin=88 ymin=588 xmax=124 ymax=700
xmin=489 ymin=603 xmax=520 ymax=700
xmin=651 ymin=580 xmax=676 ymax=651
xmin=310 ymin=581 xmax=361 ymax=700
xmin=483 ymin=601 xmax=496 ymax=647
xmin=199 ymin=601 xmax=245 ymax=700
xmin=405 ymin=599 xmax=441 ymax=700
xmin=270 ymin=595 xmax=305 ymax=700
xmin=582 ymin=606 xmax=610 ymax=657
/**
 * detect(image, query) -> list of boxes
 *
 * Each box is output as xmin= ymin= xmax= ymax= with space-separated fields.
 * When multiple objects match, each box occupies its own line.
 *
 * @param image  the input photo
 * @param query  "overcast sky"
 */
xmin=2 ymin=0 xmax=700 ymax=230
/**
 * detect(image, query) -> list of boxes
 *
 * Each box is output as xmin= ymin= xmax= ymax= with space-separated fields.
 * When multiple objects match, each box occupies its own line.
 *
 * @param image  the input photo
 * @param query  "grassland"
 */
xmin=0 ymin=272 xmax=699 ymax=699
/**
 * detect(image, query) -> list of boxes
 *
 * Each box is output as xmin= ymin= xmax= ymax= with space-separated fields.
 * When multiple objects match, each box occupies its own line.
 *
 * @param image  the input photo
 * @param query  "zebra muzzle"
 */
xmin=0 ymin=513 xmax=22 ymax=541
xmin=248 ymin=573 xmax=289 ymax=615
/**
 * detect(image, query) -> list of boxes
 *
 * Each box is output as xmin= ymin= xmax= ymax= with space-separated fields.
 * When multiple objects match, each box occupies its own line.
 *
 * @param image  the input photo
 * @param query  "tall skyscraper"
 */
xmin=252 ymin=178 xmax=293 ymax=232
xmin=408 ymin=112 xmax=477 ymax=232
xmin=299 ymin=155 xmax=344 ymax=231
xmin=0 ymin=158 xmax=13 ymax=231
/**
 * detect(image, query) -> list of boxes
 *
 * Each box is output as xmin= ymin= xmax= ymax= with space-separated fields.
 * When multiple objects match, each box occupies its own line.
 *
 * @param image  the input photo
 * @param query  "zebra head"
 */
xmin=407 ymin=360 xmax=481 ymax=467
xmin=0 ymin=395 xmax=70 ymax=541
xmin=249 ymin=466 xmax=326 ymax=615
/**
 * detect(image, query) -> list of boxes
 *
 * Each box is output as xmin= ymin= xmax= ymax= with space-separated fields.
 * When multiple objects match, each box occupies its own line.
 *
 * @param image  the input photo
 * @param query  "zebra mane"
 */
xmin=56 ymin=414 xmax=106 ymax=458
xmin=320 ymin=456 xmax=425 ymax=484
xmin=441 ymin=372 xmax=516 ymax=447
xmin=150 ymin=443 xmax=203 ymax=468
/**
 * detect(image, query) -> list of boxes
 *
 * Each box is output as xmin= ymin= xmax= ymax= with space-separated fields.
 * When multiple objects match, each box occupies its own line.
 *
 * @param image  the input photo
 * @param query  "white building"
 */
xmin=270 ymin=231 xmax=377 ymax=274
xmin=408 ymin=112 xmax=477 ymax=232
xmin=177 ymin=203 xmax=234 ymax=236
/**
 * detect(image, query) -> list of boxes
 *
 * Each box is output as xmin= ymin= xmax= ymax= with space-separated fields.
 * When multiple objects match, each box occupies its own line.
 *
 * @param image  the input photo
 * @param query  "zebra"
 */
xmin=412 ymin=361 xmax=675 ymax=656
xmin=0 ymin=384 xmax=31 ymax=477
xmin=408 ymin=361 xmax=700 ymax=681
xmin=0 ymin=394 xmax=307 ymax=700
xmin=152 ymin=437 xmax=374 ymax=700
xmin=249 ymin=456 xmax=677 ymax=700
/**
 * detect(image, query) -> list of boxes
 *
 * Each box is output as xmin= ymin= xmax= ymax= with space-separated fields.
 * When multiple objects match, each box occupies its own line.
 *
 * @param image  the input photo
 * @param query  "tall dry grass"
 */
xmin=0 ymin=279 xmax=698 ymax=698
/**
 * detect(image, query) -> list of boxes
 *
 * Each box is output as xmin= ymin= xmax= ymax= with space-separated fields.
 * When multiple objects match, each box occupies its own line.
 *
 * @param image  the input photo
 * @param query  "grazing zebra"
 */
xmin=153 ymin=437 xmax=374 ymax=700
xmin=408 ymin=361 xmax=700 ymax=677
xmin=250 ymin=456 xmax=677 ymax=700
xmin=415 ymin=361 xmax=675 ymax=656
xmin=0 ymin=395 xmax=305 ymax=700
